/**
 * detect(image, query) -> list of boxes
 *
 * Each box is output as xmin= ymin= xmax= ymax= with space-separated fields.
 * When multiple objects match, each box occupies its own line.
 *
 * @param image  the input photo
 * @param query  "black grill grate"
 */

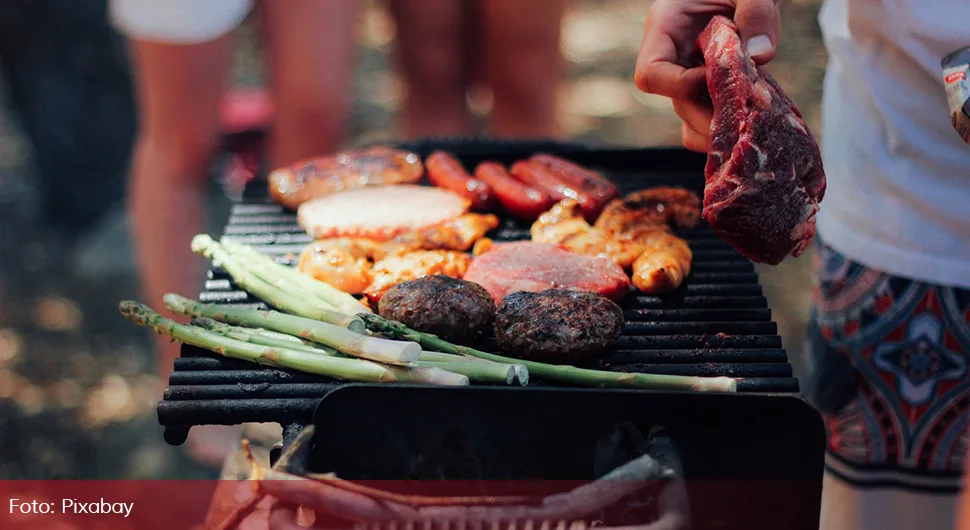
xmin=158 ymin=144 xmax=801 ymax=444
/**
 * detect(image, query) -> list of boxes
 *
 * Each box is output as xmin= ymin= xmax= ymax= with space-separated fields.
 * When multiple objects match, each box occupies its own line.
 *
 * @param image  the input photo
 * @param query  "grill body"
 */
xmin=162 ymin=140 xmax=824 ymax=529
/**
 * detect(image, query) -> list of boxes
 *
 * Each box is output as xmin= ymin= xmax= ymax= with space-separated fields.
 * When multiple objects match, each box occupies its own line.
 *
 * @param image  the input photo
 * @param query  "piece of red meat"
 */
xmin=698 ymin=15 xmax=826 ymax=265
xmin=463 ymin=242 xmax=631 ymax=304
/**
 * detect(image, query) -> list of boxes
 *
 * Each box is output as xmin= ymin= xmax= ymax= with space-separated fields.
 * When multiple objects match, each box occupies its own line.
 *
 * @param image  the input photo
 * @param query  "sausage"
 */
xmin=268 ymin=146 xmax=424 ymax=210
xmin=425 ymin=151 xmax=495 ymax=211
xmin=529 ymin=154 xmax=619 ymax=207
xmin=509 ymin=160 xmax=603 ymax=222
xmin=473 ymin=161 xmax=554 ymax=221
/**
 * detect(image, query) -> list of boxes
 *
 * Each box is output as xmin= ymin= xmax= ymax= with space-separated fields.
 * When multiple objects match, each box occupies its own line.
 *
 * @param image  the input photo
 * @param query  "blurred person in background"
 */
xmin=634 ymin=0 xmax=970 ymax=529
xmin=389 ymin=0 xmax=567 ymax=138
xmin=0 ymin=0 xmax=134 ymax=243
xmin=111 ymin=0 xmax=358 ymax=381
xmin=111 ymin=0 xmax=359 ymax=467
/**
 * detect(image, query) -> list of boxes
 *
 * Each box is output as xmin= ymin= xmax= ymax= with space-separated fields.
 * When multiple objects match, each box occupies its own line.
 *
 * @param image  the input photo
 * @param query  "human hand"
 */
xmin=634 ymin=0 xmax=783 ymax=152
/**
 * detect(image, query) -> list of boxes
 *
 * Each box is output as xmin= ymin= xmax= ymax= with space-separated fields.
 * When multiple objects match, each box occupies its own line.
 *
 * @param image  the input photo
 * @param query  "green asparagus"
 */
xmin=220 ymin=236 xmax=372 ymax=315
xmin=192 ymin=235 xmax=365 ymax=332
xmin=165 ymin=293 xmax=421 ymax=365
xmin=359 ymin=313 xmax=738 ymax=392
xmin=193 ymin=316 xmax=523 ymax=385
xmin=119 ymin=301 xmax=467 ymax=385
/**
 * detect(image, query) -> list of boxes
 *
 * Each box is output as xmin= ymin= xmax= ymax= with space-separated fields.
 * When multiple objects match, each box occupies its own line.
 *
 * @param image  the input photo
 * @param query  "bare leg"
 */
xmin=388 ymin=0 xmax=471 ymax=138
xmin=477 ymin=0 xmax=567 ymax=138
xmin=126 ymin=37 xmax=234 ymax=380
xmin=259 ymin=0 xmax=359 ymax=166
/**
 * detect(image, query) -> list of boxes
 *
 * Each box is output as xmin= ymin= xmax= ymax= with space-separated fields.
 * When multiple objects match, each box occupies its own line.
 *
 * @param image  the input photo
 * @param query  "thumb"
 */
xmin=734 ymin=0 xmax=782 ymax=64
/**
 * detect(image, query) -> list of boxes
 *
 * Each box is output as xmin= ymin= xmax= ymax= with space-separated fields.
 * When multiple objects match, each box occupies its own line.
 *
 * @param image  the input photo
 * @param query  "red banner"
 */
xmin=0 ymin=480 xmax=819 ymax=530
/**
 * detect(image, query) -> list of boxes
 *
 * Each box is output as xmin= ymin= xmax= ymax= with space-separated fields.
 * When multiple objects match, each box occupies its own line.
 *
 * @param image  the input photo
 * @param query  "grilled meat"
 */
xmin=378 ymin=276 xmax=495 ymax=343
xmin=594 ymin=187 xmax=701 ymax=234
xmin=298 ymin=213 xmax=496 ymax=296
xmin=374 ymin=213 xmax=499 ymax=260
xmin=463 ymin=241 xmax=631 ymax=304
xmin=269 ymin=146 xmax=424 ymax=210
xmin=426 ymin=151 xmax=495 ymax=211
xmin=531 ymin=199 xmax=644 ymax=267
xmin=297 ymin=184 xmax=471 ymax=240
xmin=494 ymin=289 xmax=624 ymax=364
xmin=364 ymin=250 xmax=473 ymax=306
xmin=297 ymin=238 xmax=375 ymax=294
xmin=531 ymin=191 xmax=697 ymax=295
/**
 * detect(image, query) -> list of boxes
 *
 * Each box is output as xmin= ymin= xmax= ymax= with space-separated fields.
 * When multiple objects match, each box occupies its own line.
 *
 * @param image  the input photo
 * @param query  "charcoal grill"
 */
xmin=157 ymin=140 xmax=825 ymax=529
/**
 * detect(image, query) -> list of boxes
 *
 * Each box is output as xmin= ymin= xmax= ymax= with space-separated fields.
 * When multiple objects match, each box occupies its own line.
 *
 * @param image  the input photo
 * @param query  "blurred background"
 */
xmin=0 ymin=0 xmax=826 ymax=479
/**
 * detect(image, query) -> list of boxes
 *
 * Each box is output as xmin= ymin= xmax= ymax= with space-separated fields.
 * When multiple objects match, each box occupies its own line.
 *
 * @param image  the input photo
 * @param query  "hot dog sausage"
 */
xmin=509 ymin=160 xmax=602 ymax=222
xmin=425 ymin=151 xmax=495 ymax=211
xmin=529 ymin=154 xmax=619 ymax=207
xmin=474 ymin=161 xmax=554 ymax=221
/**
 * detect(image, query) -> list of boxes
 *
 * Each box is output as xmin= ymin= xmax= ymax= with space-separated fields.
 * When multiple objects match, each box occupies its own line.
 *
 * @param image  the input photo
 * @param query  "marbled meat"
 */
xmin=463 ymin=241 xmax=631 ymax=304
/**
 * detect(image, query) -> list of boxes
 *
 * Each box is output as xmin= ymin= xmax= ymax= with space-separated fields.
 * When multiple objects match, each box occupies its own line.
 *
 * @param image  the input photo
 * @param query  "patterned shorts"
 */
xmin=802 ymin=238 xmax=970 ymax=491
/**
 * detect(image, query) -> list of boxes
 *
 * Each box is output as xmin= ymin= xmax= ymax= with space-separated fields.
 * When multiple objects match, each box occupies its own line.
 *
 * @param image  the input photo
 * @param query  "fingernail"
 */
xmin=746 ymin=35 xmax=773 ymax=57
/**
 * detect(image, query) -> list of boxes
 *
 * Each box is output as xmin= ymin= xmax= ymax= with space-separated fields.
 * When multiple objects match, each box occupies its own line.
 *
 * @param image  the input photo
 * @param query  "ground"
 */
xmin=0 ymin=0 xmax=826 ymax=479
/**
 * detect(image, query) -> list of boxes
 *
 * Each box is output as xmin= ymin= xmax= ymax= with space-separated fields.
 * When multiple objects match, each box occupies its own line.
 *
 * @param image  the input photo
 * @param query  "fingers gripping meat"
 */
xmin=473 ymin=162 xmax=553 ymax=221
xmin=426 ymin=151 xmax=495 ymax=211
xmin=269 ymin=146 xmax=424 ymax=210
xmin=631 ymin=230 xmax=692 ymax=294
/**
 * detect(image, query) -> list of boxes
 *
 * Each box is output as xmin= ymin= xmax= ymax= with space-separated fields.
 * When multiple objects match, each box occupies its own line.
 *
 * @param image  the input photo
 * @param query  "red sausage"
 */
xmin=426 ymin=151 xmax=495 ymax=211
xmin=474 ymin=162 xmax=554 ymax=221
xmin=529 ymin=154 xmax=619 ymax=206
xmin=509 ymin=160 xmax=602 ymax=222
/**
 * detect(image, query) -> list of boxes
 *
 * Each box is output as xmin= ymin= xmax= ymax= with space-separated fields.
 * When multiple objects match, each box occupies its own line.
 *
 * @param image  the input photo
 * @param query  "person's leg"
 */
xmin=387 ymin=0 xmax=472 ymax=138
xmin=126 ymin=37 xmax=234 ymax=378
xmin=805 ymin=237 xmax=970 ymax=529
xmin=258 ymin=0 xmax=359 ymax=166
xmin=477 ymin=0 xmax=567 ymax=138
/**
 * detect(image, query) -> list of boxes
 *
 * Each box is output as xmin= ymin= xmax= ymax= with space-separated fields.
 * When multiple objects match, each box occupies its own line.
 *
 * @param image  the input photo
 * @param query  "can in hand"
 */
xmin=942 ymin=46 xmax=970 ymax=145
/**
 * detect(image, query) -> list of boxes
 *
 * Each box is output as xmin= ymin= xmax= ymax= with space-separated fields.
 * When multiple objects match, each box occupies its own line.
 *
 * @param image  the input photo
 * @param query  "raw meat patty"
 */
xmin=463 ymin=241 xmax=631 ymax=304
xmin=298 ymin=185 xmax=471 ymax=240
xmin=698 ymin=15 xmax=826 ymax=265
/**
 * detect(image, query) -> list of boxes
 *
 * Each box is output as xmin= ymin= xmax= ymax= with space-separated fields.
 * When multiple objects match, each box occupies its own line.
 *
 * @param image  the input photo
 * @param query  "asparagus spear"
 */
xmin=192 ymin=235 xmax=365 ymax=332
xmin=194 ymin=317 xmax=522 ymax=385
xmin=359 ymin=313 xmax=738 ymax=392
xmin=120 ymin=301 xmax=468 ymax=385
xmin=220 ymin=236 xmax=372 ymax=315
xmin=165 ymin=293 xmax=421 ymax=365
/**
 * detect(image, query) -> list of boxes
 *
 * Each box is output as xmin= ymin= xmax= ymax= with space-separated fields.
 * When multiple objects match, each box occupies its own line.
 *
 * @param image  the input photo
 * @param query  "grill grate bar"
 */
xmin=623 ymin=308 xmax=771 ymax=321
xmin=623 ymin=321 xmax=777 ymax=335
xmin=608 ymin=348 xmax=788 ymax=363
xmin=613 ymin=334 xmax=782 ymax=349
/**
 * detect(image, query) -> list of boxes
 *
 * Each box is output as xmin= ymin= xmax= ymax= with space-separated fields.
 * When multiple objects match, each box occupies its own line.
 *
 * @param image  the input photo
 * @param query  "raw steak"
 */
xmin=698 ymin=15 xmax=826 ymax=265
xmin=463 ymin=242 xmax=631 ymax=304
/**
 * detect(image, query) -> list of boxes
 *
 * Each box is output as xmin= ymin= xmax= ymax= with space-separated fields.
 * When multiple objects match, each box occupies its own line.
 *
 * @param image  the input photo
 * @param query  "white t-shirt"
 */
xmin=817 ymin=0 xmax=970 ymax=289
xmin=110 ymin=0 xmax=254 ymax=44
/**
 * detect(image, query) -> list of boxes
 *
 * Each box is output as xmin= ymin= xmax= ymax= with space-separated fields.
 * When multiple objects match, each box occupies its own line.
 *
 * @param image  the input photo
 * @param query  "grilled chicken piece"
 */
xmin=594 ymin=187 xmax=701 ymax=234
xmin=297 ymin=239 xmax=375 ymax=294
xmin=363 ymin=251 xmax=473 ymax=306
xmin=530 ymin=195 xmax=694 ymax=295
xmin=531 ymin=200 xmax=644 ymax=267
xmin=269 ymin=147 xmax=424 ymax=210
xmin=373 ymin=213 xmax=500 ymax=260
xmin=631 ymin=231 xmax=692 ymax=294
